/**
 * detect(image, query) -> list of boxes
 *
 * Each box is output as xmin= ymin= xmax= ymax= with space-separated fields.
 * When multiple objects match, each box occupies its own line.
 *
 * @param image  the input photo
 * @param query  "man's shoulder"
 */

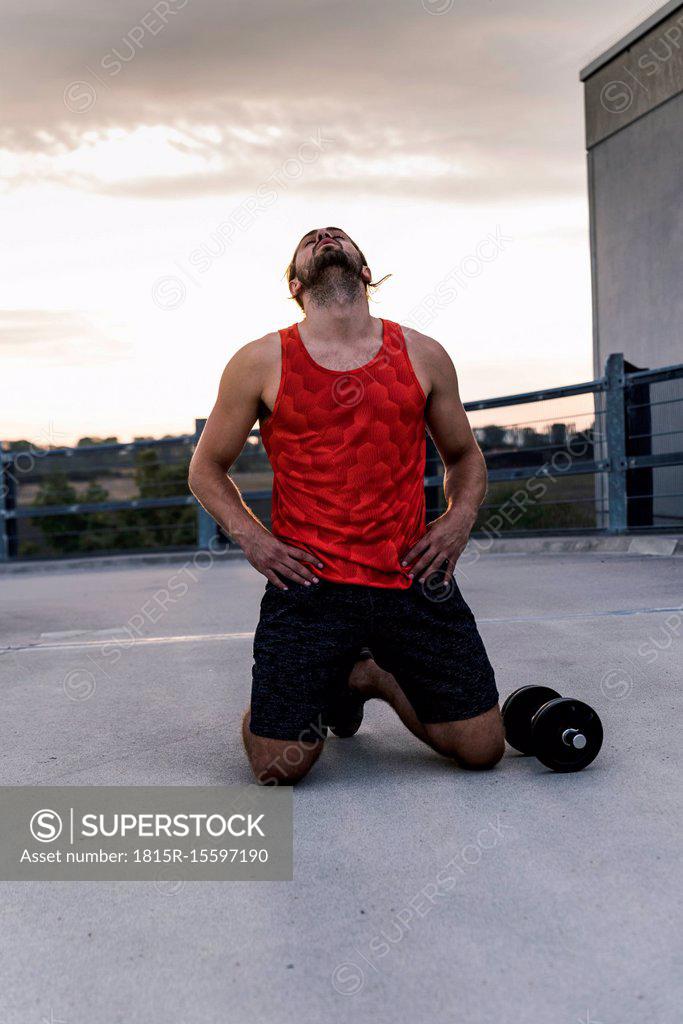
xmin=232 ymin=330 xmax=282 ymax=367
xmin=218 ymin=331 xmax=282 ymax=397
xmin=398 ymin=324 xmax=453 ymax=368
xmin=400 ymin=324 xmax=439 ymax=349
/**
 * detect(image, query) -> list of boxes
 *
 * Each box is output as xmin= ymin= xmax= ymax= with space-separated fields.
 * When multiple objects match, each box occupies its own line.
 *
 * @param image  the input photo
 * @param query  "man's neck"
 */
xmin=301 ymin=294 xmax=374 ymax=343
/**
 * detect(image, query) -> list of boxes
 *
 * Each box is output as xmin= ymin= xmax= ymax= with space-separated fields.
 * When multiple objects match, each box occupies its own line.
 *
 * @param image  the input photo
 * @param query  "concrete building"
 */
xmin=581 ymin=1 xmax=683 ymax=528
xmin=581 ymin=0 xmax=683 ymax=374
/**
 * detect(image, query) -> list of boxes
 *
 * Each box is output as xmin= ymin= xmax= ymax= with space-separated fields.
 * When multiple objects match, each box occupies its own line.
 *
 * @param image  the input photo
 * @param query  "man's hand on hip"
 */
xmin=401 ymin=506 xmax=478 ymax=583
xmin=240 ymin=526 xmax=323 ymax=590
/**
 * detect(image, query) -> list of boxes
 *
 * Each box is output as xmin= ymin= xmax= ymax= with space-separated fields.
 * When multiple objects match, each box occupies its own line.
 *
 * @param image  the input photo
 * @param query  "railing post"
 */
xmin=604 ymin=353 xmax=627 ymax=534
xmin=0 ymin=453 xmax=18 ymax=561
xmin=425 ymin=432 xmax=444 ymax=523
xmin=624 ymin=360 xmax=653 ymax=528
xmin=193 ymin=418 xmax=218 ymax=550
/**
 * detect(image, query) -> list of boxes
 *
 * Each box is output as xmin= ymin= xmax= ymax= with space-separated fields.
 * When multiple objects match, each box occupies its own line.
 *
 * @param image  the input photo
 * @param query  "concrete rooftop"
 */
xmin=1 ymin=551 xmax=681 ymax=1024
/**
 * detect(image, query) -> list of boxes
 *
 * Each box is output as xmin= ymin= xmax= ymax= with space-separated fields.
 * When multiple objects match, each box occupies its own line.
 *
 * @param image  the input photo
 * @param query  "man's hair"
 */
xmin=285 ymin=230 xmax=390 ymax=310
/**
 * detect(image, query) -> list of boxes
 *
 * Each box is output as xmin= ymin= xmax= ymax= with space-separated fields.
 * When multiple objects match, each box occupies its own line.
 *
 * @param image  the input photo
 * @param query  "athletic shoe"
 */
xmin=326 ymin=647 xmax=374 ymax=738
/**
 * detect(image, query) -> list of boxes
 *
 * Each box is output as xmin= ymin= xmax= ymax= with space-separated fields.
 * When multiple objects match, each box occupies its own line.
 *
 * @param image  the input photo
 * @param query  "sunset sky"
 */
xmin=1 ymin=0 xmax=655 ymax=445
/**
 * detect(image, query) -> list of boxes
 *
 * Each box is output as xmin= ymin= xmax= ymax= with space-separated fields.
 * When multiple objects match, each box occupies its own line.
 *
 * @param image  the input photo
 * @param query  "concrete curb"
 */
xmin=466 ymin=535 xmax=683 ymax=557
xmin=1 ymin=534 xmax=681 ymax=575
xmin=0 ymin=548 xmax=244 ymax=575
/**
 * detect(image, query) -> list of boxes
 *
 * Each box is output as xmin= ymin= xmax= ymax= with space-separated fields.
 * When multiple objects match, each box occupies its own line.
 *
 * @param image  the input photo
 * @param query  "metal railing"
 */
xmin=2 ymin=354 xmax=682 ymax=561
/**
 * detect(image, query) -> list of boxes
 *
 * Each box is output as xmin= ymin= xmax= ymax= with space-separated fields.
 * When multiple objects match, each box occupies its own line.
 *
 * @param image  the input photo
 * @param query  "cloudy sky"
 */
xmin=1 ymin=0 xmax=656 ymax=444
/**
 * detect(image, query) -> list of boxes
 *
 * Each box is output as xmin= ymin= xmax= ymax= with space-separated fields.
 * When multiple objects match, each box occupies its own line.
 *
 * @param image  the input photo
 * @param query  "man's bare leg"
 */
xmin=349 ymin=659 xmax=504 ymax=770
xmin=241 ymin=709 xmax=324 ymax=785
xmin=348 ymin=658 xmax=430 ymax=742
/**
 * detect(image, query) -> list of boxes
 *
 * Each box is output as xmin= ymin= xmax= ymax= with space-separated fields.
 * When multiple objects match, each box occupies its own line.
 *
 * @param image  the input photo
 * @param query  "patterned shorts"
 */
xmin=249 ymin=577 xmax=499 ymax=742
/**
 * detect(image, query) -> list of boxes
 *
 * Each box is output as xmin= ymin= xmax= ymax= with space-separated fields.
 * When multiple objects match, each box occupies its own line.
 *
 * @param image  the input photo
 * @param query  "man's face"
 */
xmin=292 ymin=227 xmax=365 ymax=290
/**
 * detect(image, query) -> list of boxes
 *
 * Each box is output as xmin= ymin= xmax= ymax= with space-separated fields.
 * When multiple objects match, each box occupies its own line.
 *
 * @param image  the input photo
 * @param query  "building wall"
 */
xmin=584 ymin=1 xmax=683 ymax=375
xmin=583 ymin=2 xmax=683 ymax=528
xmin=588 ymin=92 xmax=683 ymax=377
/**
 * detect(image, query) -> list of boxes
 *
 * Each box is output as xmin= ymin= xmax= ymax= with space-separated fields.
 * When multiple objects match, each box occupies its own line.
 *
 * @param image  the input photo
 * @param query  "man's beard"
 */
xmin=298 ymin=247 xmax=364 ymax=307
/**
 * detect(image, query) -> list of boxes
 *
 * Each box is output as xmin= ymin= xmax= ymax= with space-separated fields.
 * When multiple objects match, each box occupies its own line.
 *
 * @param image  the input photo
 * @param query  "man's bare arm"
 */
xmin=188 ymin=338 xmax=322 ymax=589
xmin=402 ymin=331 xmax=487 ymax=581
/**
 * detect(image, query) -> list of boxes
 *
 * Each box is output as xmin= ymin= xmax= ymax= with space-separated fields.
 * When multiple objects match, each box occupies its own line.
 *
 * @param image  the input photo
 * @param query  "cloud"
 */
xmin=0 ymin=0 xmax=652 ymax=201
xmin=0 ymin=310 xmax=129 ymax=364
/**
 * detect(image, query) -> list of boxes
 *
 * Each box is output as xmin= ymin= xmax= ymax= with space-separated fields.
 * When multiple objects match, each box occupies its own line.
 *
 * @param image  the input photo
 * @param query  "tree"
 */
xmin=77 ymin=436 xmax=118 ymax=447
xmin=32 ymin=473 xmax=117 ymax=554
xmin=478 ymin=425 xmax=507 ymax=450
xmin=117 ymin=449 xmax=195 ymax=550
xmin=30 ymin=448 xmax=196 ymax=556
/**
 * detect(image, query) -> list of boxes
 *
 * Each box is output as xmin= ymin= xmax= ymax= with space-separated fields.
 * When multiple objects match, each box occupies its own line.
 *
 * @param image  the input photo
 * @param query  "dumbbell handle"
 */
xmin=562 ymin=728 xmax=587 ymax=750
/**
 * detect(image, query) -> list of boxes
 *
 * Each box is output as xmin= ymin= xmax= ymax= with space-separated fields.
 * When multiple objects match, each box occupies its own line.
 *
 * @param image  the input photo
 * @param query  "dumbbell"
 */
xmin=501 ymin=685 xmax=603 ymax=773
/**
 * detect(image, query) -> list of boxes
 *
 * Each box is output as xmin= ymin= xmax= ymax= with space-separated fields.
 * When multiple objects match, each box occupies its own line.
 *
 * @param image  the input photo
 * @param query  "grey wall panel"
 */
xmin=589 ymin=91 xmax=683 ymax=377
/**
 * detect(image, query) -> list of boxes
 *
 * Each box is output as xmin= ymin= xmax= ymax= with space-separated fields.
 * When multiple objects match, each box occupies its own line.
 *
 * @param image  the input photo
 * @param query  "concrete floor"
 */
xmin=0 ymin=552 xmax=681 ymax=1024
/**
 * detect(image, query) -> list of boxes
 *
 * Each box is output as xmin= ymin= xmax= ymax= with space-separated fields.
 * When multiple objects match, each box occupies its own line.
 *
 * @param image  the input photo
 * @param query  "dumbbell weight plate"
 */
xmin=501 ymin=685 xmax=562 ymax=754
xmin=531 ymin=698 xmax=603 ymax=773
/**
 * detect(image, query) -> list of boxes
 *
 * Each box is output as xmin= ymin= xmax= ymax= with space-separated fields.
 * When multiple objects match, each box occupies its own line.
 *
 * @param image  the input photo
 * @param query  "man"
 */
xmin=188 ymin=226 xmax=504 ymax=784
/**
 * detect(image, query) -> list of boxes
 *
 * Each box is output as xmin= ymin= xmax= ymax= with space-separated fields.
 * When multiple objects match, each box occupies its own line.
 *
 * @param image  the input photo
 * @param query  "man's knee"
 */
xmin=252 ymin=750 xmax=321 ymax=786
xmin=454 ymin=740 xmax=505 ymax=771
xmin=430 ymin=734 xmax=504 ymax=770
xmin=242 ymin=719 xmax=324 ymax=785
xmin=425 ymin=708 xmax=505 ymax=770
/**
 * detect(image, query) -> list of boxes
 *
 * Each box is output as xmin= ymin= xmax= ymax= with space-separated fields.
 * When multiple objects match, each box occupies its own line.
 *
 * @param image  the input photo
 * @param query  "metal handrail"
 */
xmin=624 ymin=364 xmax=683 ymax=386
xmin=463 ymin=378 xmax=604 ymax=413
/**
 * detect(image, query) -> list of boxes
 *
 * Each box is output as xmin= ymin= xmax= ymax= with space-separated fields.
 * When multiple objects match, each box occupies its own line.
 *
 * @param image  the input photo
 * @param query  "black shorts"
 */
xmin=249 ymin=577 xmax=498 ymax=742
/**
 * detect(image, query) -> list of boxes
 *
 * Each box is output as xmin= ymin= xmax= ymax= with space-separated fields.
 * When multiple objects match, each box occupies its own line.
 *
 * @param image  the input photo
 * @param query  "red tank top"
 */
xmin=261 ymin=319 xmax=427 ymax=589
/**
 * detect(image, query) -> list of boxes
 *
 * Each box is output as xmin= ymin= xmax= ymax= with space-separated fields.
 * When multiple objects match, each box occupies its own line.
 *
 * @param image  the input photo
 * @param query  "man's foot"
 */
xmin=327 ymin=688 xmax=366 ymax=738
xmin=326 ymin=647 xmax=374 ymax=738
